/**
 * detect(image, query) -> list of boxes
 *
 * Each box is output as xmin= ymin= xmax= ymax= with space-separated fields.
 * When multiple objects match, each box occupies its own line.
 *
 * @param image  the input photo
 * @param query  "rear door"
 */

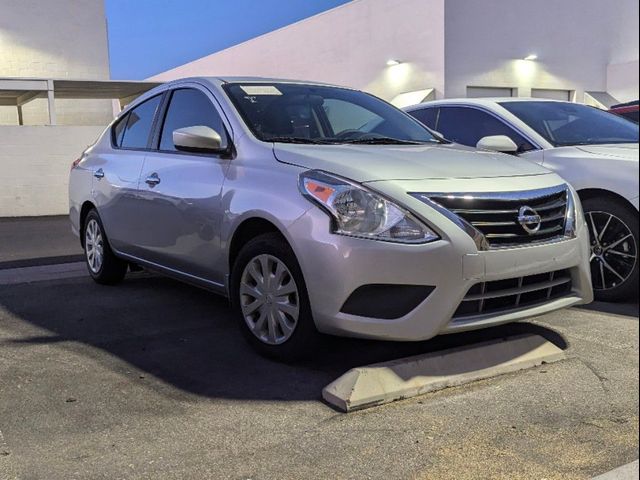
xmin=93 ymin=93 xmax=164 ymax=254
xmin=134 ymin=86 xmax=232 ymax=284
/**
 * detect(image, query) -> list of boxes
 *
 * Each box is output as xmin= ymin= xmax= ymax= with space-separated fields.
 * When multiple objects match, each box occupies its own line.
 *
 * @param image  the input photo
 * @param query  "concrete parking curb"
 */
xmin=323 ymin=334 xmax=566 ymax=412
xmin=592 ymin=460 xmax=639 ymax=479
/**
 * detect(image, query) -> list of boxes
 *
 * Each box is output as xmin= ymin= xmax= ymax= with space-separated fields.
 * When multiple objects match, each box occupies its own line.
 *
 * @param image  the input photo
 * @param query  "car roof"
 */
xmin=163 ymin=76 xmax=344 ymax=89
xmin=404 ymin=97 xmax=565 ymax=111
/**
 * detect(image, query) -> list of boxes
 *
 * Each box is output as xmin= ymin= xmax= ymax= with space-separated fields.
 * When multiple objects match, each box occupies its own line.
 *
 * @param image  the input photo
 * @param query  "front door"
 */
xmin=134 ymin=87 xmax=231 ymax=285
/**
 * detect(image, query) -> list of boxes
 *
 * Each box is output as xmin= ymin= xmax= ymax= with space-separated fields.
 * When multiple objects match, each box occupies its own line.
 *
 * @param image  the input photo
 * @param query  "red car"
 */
xmin=609 ymin=100 xmax=639 ymax=123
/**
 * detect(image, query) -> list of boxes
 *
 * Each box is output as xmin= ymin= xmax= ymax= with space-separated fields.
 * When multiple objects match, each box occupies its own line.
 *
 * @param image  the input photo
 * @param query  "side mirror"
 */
xmin=173 ymin=126 xmax=227 ymax=154
xmin=476 ymin=135 xmax=518 ymax=153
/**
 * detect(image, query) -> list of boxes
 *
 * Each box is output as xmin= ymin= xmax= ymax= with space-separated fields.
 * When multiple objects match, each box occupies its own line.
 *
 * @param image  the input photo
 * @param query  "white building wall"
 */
xmin=152 ymin=0 xmax=638 ymax=105
xmin=0 ymin=126 xmax=104 ymax=216
xmin=151 ymin=0 xmax=446 ymax=101
xmin=443 ymin=0 xmax=637 ymax=101
xmin=0 ymin=0 xmax=113 ymax=125
xmin=605 ymin=0 xmax=640 ymax=102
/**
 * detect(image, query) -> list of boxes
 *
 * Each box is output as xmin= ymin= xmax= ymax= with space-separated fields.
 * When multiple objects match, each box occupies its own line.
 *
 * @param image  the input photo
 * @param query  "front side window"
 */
xmin=223 ymin=83 xmax=438 ymax=145
xmin=436 ymin=107 xmax=535 ymax=152
xmin=500 ymin=101 xmax=639 ymax=146
xmin=159 ymin=88 xmax=227 ymax=151
xmin=119 ymin=94 xmax=163 ymax=149
xmin=407 ymin=107 xmax=438 ymax=130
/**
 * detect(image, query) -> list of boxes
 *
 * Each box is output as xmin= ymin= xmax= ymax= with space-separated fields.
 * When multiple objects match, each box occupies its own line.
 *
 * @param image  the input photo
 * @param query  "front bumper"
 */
xmin=286 ymin=199 xmax=593 ymax=342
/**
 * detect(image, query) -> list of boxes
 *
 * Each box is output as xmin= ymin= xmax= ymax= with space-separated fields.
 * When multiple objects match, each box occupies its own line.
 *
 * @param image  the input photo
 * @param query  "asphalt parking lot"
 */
xmin=0 ymin=216 xmax=638 ymax=479
xmin=0 ymin=263 xmax=638 ymax=480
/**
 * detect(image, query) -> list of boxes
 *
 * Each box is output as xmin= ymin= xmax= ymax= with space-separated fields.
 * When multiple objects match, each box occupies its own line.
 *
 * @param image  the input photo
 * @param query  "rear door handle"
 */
xmin=93 ymin=168 xmax=104 ymax=179
xmin=145 ymin=173 xmax=161 ymax=187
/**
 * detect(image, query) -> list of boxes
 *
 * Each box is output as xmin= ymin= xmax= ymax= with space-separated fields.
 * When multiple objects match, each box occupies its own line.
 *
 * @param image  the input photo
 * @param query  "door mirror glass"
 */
xmin=173 ymin=126 xmax=226 ymax=153
xmin=476 ymin=135 xmax=518 ymax=153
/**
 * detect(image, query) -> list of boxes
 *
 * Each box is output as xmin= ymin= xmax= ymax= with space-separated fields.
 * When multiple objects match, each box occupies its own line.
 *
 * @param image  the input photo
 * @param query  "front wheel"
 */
xmin=230 ymin=233 xmax=321 ymax=361
xmin=83 ymin=210 xmax=128 ymax=285
xmin=582 ymin=197 xmax=639 ymax=302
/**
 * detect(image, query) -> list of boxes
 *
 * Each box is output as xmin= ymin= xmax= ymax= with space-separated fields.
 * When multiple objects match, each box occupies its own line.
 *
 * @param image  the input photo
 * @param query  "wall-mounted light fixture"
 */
xmin=523 ymin=54 xmax=538 ymax=61
xmin=386 ymin=59 xmax=402 ymax=66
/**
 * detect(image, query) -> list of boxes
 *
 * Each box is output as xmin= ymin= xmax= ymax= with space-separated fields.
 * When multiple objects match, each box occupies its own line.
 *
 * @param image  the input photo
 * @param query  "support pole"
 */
xmin=47 ymin=80 xmax=57 ymax=125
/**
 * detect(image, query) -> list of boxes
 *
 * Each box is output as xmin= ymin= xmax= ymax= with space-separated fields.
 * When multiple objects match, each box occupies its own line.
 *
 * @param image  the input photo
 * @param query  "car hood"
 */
xmin=273 ymin=143 xmax=550 ymax=182
xmin=575 ymin=143 xmax=639 ymax=161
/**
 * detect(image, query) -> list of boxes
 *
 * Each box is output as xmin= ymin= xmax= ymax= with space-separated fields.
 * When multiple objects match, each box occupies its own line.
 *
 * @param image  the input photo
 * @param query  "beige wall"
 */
xmin=0 ymin=126 xmax=105 ymax=216
xmin=151 ymin=0 xmax=446 ymax=101
xmin=0 ymin=0 xmax=113 ymax=125
xmin=151 ymin=0 xmax=638 ymax=104
xmin=444 ymin=0 xmax=639 ymax=102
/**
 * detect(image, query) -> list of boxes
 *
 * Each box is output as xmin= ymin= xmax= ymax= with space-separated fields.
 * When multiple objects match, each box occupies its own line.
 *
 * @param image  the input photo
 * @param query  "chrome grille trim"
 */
xmin=412 ymin=184 xmax=570 ymax=249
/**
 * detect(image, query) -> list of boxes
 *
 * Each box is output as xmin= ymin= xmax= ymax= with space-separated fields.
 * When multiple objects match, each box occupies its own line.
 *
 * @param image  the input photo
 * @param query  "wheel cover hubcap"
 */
xmin=586 ymin=211 xmax=637 ymax=291
xmin=85 ymin=219 xmax=104 ymax=274
xmin=239 ymin=254 xmax=300 ymax=345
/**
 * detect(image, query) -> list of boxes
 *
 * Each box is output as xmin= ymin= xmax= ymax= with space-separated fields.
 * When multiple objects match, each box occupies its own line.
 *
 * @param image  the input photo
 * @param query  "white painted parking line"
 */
xmin=323 ymin=334 xmax=566 ymax=412
xmin=0 ymin=262 xmax=87 ymax=285
xmin=592 ymin=460 xmax=639 ymax=480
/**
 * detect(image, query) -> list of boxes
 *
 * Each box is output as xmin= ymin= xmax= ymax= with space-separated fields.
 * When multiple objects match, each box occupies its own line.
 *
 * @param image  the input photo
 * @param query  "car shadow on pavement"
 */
xmin=577 ymin=300 xmax=639 ymax=317
xmin=0 ymin=274 xmax=568 ymax=403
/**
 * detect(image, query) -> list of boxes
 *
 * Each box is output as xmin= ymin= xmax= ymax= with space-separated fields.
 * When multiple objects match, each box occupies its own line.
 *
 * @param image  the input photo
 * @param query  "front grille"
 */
xmin=426 ymin=186 xmax=569 ymax=248
xmin=453 ymin=269 xmax=573 ymax=320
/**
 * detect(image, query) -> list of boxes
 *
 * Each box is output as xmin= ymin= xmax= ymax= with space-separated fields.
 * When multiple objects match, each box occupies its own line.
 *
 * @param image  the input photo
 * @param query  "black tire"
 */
xmin=230 ymin=232 xmax=321 ymax=361
xmin=582 ymin=196 xmax=639 ymax=302
xmin=82 ymin=209 xmax=128 ymax=285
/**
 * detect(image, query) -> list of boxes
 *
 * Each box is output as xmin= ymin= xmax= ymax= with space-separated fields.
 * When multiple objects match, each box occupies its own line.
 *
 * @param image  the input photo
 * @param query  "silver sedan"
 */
xmin=69 ymin=77 xmax=593 ymax=360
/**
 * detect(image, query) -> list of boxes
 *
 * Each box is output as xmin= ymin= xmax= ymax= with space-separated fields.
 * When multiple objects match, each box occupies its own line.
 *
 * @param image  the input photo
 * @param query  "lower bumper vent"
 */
xmin=453 ymin=269 xmax=573 ymax=319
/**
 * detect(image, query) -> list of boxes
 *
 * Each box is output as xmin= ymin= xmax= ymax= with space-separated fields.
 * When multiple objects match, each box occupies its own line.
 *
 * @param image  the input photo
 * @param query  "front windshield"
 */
xmin=223 ymin=83 xmax=439 ymax=145
xmin=500 ymin=101 xmax=639 ymax=147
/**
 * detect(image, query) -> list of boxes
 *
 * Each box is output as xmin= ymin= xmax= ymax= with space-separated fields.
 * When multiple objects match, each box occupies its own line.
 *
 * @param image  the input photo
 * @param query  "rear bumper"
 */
xmin=286 ymin=206 xmax=593 ymax=342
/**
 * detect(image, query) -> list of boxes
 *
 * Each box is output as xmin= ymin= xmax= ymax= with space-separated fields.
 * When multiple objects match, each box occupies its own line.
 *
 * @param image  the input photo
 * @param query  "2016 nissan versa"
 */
xmin=69 ymin=77 xmax=593 ymax=359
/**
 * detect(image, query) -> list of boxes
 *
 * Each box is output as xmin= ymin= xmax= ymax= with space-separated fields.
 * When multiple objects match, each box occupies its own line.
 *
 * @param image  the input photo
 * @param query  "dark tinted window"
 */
xmin=159 ymin=89 xmax=227 ymax=151
xmin=500 ymin=101 xmax=639 ymax=146
xmin=437 ymin=107 xmax=535 ymax=151
xmin=120 ymin=95 xmax=162 ymax=149
xmin=408 ymin=107 xmax=438 ymax=129
xmin=620 ymin=111 xmax=639 ymax=124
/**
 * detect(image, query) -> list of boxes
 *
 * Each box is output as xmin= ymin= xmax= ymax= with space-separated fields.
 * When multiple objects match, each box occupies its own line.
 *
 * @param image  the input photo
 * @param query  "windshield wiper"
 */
xmin=266 ymin=136 xmax=334 ymax=145
xmin=337 ymin=137 xmax=428 ymax=145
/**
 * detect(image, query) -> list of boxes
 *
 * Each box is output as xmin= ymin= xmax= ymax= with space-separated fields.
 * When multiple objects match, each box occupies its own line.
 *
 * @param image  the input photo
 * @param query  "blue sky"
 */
xmin=105 ymin=0 xmax=350 ymax=80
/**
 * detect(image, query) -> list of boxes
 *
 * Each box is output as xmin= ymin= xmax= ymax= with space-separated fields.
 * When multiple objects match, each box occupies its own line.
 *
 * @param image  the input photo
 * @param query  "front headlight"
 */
xmin=299 ymin=170 xmax=439 ymax=244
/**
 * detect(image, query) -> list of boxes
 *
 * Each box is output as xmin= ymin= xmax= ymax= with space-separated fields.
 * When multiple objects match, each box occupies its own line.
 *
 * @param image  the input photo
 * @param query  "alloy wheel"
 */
xmin=239 ymin=254 xmax=300 ymax=345
xmin=85 ymin=218 xmax=104 ymax=274
xmin=587 ymin=211 xmax=638 ymax=291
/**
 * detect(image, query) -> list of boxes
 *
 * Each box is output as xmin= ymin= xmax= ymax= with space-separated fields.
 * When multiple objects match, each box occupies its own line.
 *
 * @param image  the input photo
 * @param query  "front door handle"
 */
xmin=145 ymin=173 xmax=161 ymax=187
xmin=93 ymin=168 xmax=104 ymax=179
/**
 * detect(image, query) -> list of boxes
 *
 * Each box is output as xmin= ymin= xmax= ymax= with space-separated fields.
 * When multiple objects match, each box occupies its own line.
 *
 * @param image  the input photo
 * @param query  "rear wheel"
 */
xmin=231 ymin=233 xmax=321 ymax=361
xmin=83 ymin=210 xmax=127 ymax=285
xmin=582 ymin=197 xmax=638 ymax=302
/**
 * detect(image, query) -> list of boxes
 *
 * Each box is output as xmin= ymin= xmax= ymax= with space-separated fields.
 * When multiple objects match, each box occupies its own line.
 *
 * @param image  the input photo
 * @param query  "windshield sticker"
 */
xmin=240 ymin=85 xmax=283 ymax=96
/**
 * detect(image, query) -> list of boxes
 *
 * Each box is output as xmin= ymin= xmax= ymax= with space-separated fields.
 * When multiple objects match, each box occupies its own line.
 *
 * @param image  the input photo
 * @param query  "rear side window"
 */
xmin=159 ymin=88 xmax=227 ymax=152
xmin=408 ymin=107 xmax=438 ymax=130
xmin=119 ymin=94 xmax=163 ymax=149
xmin=437 ymin=107 xmax=535 ymax=152
xmin=113 ymin=113 xmax=129 ymax=147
